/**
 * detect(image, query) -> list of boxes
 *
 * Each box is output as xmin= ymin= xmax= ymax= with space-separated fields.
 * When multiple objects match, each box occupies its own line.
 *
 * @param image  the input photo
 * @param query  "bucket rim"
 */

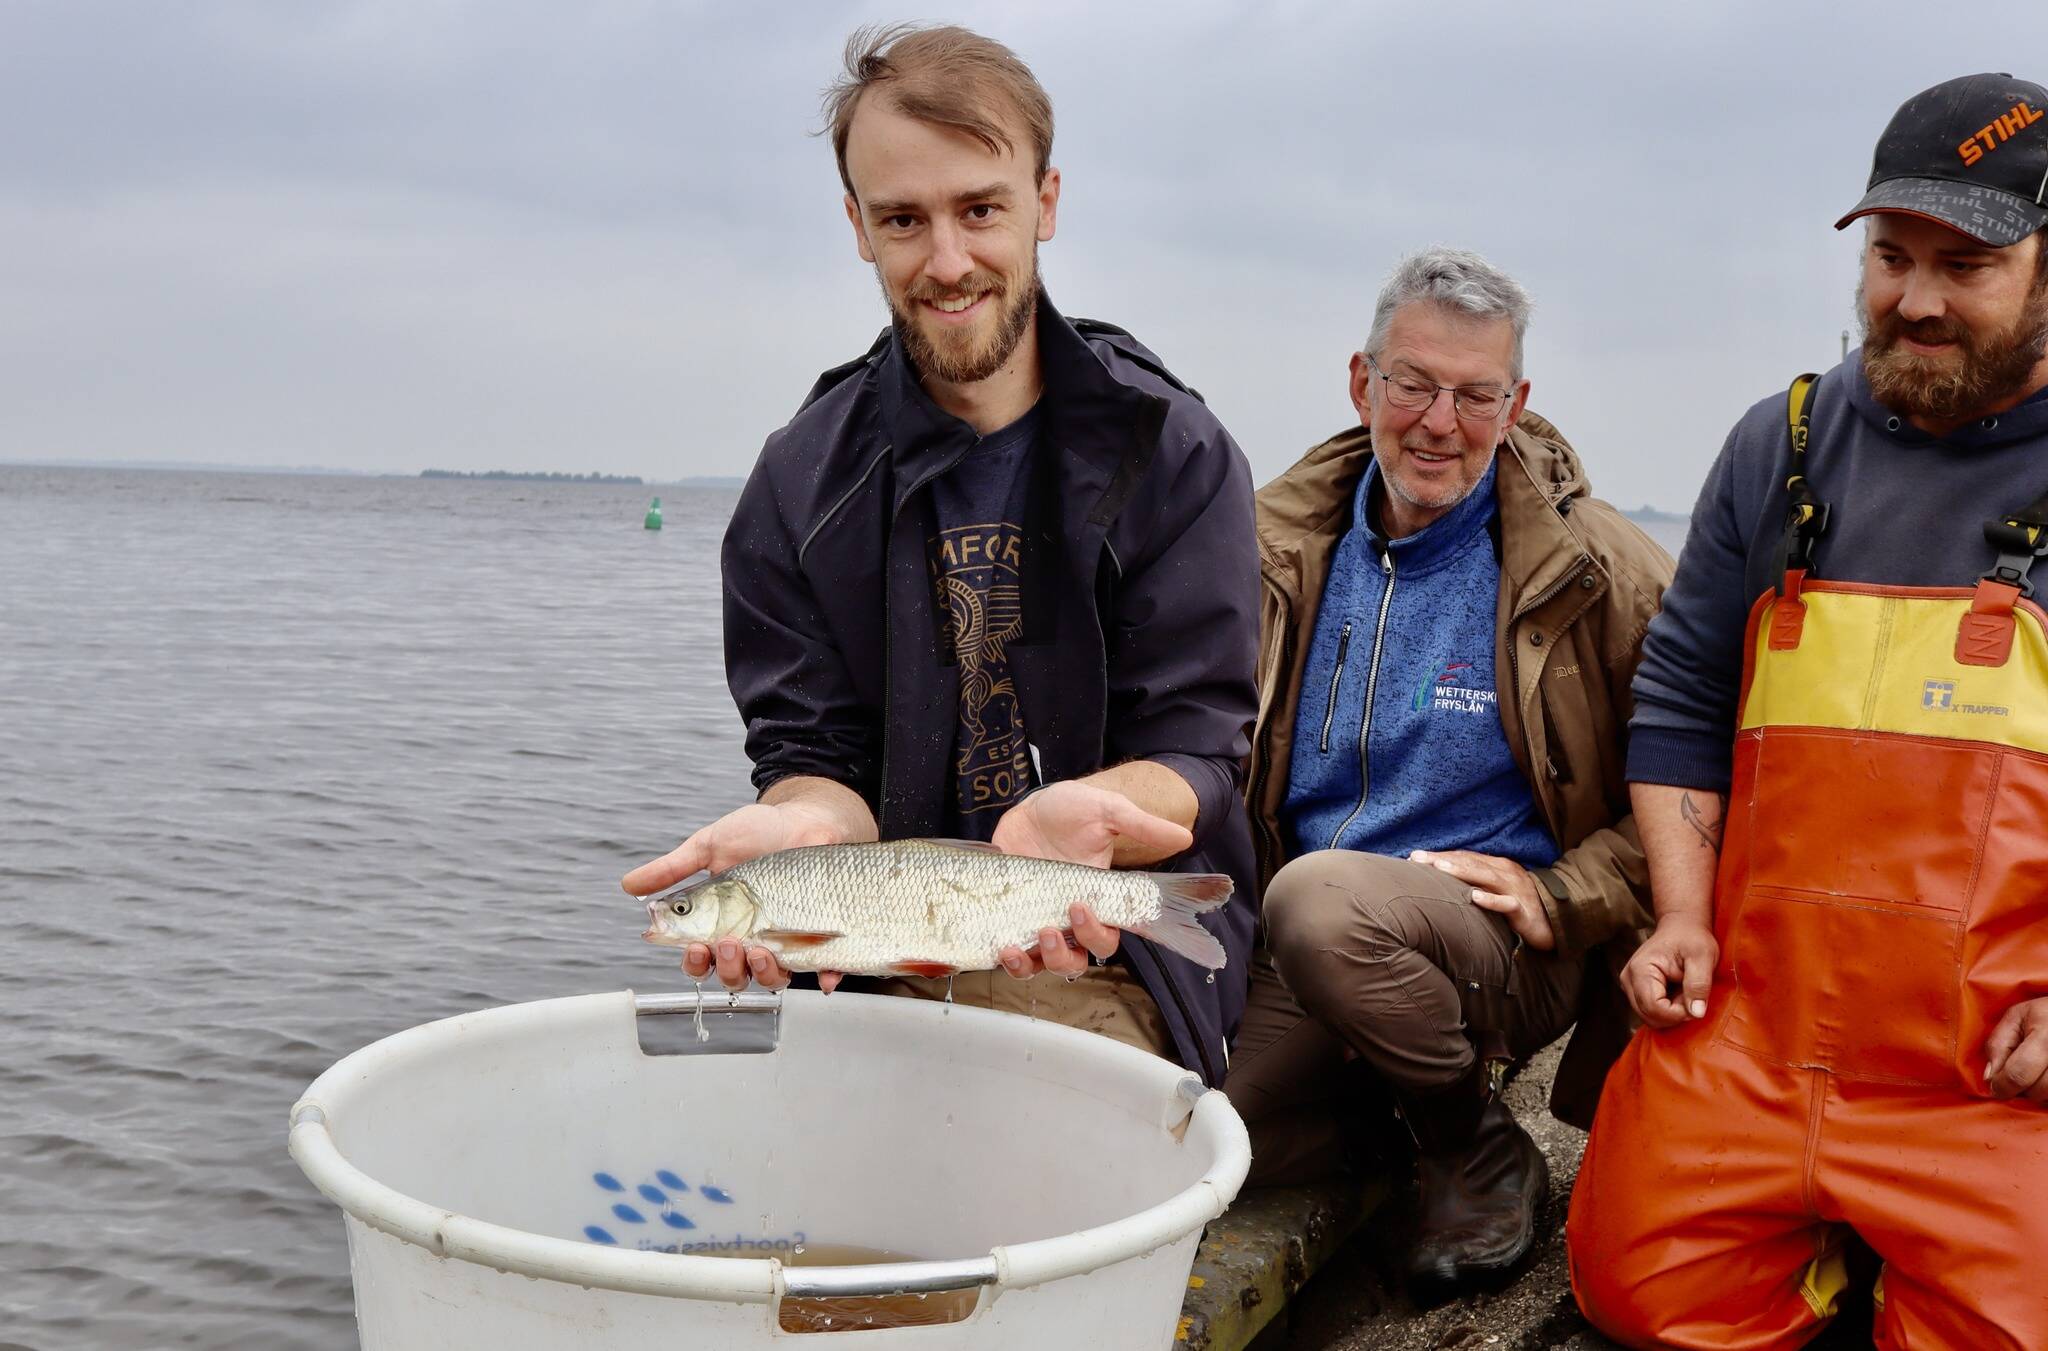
xmin=288 ymin=988 xmax=1250 ymax=1301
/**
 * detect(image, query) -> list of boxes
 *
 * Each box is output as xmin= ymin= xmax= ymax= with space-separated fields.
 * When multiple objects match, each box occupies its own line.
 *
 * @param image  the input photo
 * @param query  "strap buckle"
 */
xmin=1778 ymin=500 xmax=1830 ymax=587
xmin=1981 ymin=519 xmax=2048 ymax=600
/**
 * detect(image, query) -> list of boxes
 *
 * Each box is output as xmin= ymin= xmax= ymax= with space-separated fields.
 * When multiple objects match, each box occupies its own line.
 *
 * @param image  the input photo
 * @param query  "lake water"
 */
xmin=0 ymin=468 xmax=753 ymax=1350
xmin=0 ymin=465 xmax=1688 ymax=1350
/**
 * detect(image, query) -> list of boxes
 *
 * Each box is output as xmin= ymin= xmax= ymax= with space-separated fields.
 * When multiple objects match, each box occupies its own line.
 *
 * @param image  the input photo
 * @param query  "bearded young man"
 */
xmin=622 ymin=24 xmax=1260 ymax=1084
xmin=1571 ymin=73 xmax=2048 ymax=1350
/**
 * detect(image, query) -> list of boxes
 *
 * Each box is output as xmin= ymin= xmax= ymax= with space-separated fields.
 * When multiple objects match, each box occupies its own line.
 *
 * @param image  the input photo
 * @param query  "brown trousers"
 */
xmin=851 ymin=965 xmax=1173 ymax=1059
xmin=1223 ymin=850 xmax=1583 ymax=1186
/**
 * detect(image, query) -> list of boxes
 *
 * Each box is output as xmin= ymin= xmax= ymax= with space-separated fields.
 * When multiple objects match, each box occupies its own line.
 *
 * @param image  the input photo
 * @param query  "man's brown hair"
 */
xmin=822 ymin=24 xmax=1054 ymax=198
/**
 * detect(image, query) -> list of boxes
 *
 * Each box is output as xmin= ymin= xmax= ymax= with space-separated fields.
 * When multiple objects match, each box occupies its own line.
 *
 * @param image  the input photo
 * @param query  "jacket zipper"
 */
xmin=1514 ymin=559 xmax=1587 ymax=624
xmin=1317 ymin=623 xmax=1352 ymax=753
xmin=1328 ymin=551 xmax=1395 ymax=850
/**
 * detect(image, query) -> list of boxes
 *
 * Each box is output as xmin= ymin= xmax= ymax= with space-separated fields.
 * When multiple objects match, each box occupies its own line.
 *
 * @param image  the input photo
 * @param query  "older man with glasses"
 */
xmin=1225 ymin=247 xmax=1673 ymax=1299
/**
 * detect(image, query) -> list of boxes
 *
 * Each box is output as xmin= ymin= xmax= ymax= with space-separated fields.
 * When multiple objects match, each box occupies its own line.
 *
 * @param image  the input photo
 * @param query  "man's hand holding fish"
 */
xmin=988 ymin=776 xmax=1196 ymax=979
xmin=622 ymin=775 xmax=879 ymax=993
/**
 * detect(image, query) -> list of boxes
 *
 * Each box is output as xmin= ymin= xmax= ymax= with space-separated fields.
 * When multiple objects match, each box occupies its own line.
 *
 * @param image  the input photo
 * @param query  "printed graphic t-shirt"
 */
xmin=928 ymin=406 xmax=1040 ymax=839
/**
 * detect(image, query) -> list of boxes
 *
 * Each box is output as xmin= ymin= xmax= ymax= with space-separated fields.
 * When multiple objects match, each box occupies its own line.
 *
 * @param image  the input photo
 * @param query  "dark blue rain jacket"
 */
xmin=721 ymin=292 xmax=1260 ymax=1084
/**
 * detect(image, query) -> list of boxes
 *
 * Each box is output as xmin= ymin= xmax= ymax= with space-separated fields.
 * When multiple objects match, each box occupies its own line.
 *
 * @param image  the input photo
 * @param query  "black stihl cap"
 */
xmin=1837 ymin=73 xmax=2048 ymax=247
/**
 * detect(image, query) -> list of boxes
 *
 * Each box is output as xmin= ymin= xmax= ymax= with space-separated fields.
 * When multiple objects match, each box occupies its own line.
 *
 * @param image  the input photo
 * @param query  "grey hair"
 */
xmin=1363 ymin=247 xmax=1533 ymax=381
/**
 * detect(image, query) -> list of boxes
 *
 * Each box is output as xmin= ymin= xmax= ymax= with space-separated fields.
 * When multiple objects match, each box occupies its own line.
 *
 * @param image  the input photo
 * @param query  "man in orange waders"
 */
xmin=1567 ymin=73 xmax=2048 ymax=1349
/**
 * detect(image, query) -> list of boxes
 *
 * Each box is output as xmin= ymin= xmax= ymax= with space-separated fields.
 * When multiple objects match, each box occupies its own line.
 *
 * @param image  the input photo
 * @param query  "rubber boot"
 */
xmin=1397 ymin=1058 xmax=1547 ymax=1303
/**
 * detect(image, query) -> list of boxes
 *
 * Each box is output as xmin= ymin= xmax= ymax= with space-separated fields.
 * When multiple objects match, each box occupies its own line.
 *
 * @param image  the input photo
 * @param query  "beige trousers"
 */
xmin=851 ymin=965 xmax=1173 ymax=1059
xmin=1223 ymin=850 xmax=1583 ymax=1186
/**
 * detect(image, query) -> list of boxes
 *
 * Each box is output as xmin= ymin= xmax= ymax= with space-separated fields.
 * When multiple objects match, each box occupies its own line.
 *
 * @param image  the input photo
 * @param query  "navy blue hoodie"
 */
xmin=1630 ymin=353 xmax=2048 ymax=791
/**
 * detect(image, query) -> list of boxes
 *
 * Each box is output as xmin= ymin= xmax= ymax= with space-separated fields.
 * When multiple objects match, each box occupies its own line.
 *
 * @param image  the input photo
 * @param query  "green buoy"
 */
xmin=643 ymin=496 xmax=663 ymax=531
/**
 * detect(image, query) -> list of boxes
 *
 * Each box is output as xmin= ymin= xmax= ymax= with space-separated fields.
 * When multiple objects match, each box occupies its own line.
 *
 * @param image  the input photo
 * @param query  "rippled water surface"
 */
xmin=0 ymin=467 xmax=752 ymax=1350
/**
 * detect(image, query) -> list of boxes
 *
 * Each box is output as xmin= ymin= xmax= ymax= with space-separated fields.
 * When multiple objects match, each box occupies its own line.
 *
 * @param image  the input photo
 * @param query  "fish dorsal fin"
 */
xmin=904 ymin=838 xmax=1005 ymax=854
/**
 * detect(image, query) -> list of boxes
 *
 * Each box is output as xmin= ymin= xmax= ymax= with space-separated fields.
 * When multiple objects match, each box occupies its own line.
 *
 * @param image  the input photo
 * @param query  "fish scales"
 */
xmin=727 ymin=842 xmax=1164 ymax=972
xmin=641 ymin=840 xmax=1233 ymax=975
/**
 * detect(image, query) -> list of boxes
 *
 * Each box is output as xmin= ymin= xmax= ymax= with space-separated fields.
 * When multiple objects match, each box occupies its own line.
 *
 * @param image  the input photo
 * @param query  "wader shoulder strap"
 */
xmin=1768 ymin=373 xmax=1826 ymax=649
xmin=1779 ymin=372 xmax=1827 ymax=583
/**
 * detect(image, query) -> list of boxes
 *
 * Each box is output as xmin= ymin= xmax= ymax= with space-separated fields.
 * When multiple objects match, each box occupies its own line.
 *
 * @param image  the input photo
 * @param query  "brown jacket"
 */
xmin=1247 ymin=413 xmax=1673 ymax=1126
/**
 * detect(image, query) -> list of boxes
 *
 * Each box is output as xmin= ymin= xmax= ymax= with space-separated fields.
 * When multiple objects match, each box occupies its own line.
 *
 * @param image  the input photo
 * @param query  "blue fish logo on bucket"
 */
xmin=579 ymin=1168 xmax=793 ymax=1254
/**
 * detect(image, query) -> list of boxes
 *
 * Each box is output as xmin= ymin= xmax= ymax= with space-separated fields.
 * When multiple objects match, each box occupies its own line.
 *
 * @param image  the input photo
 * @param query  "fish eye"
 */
xmin=671 ymin=899 xmax=692 ymax=916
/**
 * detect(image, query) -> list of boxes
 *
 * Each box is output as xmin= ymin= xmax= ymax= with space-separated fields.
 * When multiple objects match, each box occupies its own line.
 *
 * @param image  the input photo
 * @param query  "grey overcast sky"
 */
xmin=3 ymin=2 xmax=2044 ymax=509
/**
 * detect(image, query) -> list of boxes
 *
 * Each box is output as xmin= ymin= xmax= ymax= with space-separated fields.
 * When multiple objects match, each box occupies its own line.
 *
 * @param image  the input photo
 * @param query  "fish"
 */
xmin=640 ymin=839 xmax=1232 ymax=977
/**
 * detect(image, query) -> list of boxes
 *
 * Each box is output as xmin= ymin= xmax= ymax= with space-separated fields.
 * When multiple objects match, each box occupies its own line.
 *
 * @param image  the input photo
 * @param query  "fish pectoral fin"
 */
xmin=755 ymin=928 xmax=845 ymax=948
xmin=888 ymin=960 xmax=960 ymax=979
xmin=905 ymin=838 xmax=1004 ymax=854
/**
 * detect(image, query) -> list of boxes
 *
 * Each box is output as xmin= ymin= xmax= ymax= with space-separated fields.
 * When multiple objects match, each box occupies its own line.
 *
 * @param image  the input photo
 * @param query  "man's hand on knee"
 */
xmin=1985 ymin=998 xmax=2048 ymax=1102
xmin=1410 ymin=848 xmax=1557 ymax=952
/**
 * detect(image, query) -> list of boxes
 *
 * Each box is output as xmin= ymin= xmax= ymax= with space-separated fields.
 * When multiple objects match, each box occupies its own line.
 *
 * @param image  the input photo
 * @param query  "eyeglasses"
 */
xmin=1363 ymin=354 xmax=1511 ymax=422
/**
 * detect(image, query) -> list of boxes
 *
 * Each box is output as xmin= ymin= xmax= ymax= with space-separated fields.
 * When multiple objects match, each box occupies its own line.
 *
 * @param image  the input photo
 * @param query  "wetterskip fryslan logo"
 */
xmin=1413 ymin=661 xmax=1496 ymax=715
xmin=580 ymin=1170 xmax=804 ymax=1254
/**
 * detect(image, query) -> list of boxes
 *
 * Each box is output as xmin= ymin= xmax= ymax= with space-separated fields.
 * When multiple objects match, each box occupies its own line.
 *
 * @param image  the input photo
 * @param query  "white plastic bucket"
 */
xmin=289 ymin=989 xmax=1249 ymax=1348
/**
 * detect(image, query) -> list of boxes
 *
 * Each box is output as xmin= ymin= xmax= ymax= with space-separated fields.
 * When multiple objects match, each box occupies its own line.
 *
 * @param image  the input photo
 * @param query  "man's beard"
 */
xmin=1379 ymin=429 xmax=1484 ymax=512
xmin=1860 ymin=276 xmax=2048 ymax=423
xmin=885 ymin=251 xmax=1039 ymax=386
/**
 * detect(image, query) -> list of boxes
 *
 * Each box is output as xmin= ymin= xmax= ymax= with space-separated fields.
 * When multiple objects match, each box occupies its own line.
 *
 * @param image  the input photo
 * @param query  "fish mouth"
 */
xmin=642 ymin=898 xmax=673 ymax=944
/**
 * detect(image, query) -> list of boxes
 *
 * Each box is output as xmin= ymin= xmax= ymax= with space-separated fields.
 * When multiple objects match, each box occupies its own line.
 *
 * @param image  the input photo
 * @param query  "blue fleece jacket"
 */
xmin=1283 ymin=458 xmax=1559 ymax=868
xmin=1630 ymin=354 xmax=2048 ymax=791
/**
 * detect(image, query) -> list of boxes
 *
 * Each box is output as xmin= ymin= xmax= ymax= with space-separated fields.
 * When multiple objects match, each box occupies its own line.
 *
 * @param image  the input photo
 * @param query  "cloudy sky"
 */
xmin=3 ymin=1 xmax=2043 ymax=509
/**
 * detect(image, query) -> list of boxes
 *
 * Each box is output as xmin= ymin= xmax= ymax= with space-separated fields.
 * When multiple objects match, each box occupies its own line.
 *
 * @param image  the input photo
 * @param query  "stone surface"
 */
xmin=1178 ymin=1174 xmax=1388 ymax=1349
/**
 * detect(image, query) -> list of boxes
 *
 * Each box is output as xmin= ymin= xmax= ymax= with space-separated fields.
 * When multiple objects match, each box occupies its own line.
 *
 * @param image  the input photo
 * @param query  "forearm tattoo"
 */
xmin=1679 ymin=792 xmax=1727 ymax=850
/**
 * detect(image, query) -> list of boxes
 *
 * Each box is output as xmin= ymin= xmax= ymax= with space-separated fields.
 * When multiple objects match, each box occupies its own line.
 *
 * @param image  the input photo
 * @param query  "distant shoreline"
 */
xmin=0 ymin=460 xmax=744 ymax=489
xmin=420 ymin=469 xmax=644 ymax=484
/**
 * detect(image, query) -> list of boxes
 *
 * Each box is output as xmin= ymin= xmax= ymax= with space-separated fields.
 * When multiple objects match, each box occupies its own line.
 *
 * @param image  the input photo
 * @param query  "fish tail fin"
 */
xmin=1126 ymin=873 xmax=1233 ymax=969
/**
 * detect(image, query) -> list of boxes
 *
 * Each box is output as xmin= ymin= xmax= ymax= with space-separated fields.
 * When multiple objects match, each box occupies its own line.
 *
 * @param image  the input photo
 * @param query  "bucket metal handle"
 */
xmin=635 ymin=990 xmax=784 ymax=1016
xmin=779 ymin=1256 xmax=998 ymax=1299
xmin=635 ymin=989 xmax=781 ymax=1055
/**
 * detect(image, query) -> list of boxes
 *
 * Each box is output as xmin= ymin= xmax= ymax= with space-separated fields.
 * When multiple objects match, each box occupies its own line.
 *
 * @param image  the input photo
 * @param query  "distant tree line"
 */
xmin=420 ymin=469 xmax=644 ymax=484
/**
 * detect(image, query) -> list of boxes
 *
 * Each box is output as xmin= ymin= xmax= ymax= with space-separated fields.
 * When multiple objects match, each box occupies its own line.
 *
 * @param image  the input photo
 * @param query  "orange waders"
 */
xmin=1568 ymin=383 xmax=2048 ymax=1350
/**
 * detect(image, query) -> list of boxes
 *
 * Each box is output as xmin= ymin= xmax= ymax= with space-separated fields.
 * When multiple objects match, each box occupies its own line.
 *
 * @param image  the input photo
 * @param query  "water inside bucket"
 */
xmin=744 ymin=1243 xmax=978 ymax=1334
